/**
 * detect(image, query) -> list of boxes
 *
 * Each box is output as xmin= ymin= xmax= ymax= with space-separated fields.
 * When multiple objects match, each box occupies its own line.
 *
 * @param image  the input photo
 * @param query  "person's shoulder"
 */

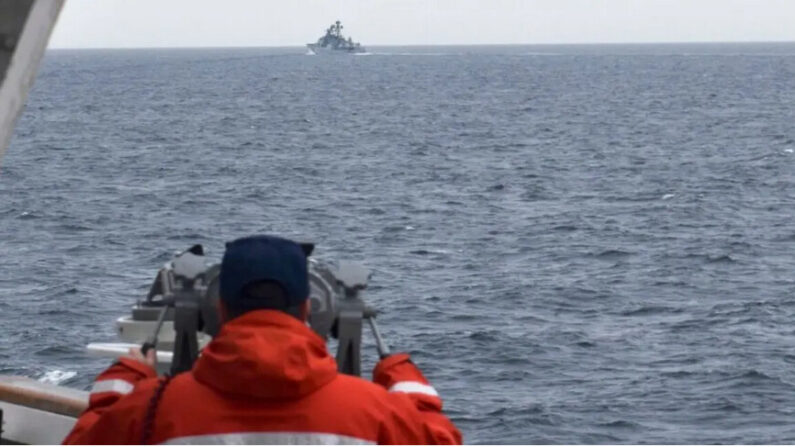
xmin=118 ymin=375 xmax=164 ymax=404
xmin=318 ymin=373 xmax=406 ymax=424
xmin=87 ymin=375 xmax=163 ymax=429
xmin=137 ymin=371 xmax=203 ymax=402
xmin=328 ymin=373 xmax=392 ymax=401
xmin=333 ymin=372 xmax=381 ymax=389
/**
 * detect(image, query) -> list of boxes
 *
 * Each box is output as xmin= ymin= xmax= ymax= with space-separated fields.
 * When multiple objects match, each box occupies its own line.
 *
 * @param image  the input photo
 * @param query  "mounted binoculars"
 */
xmin=134 ymin=244 xmax=390 ymax=376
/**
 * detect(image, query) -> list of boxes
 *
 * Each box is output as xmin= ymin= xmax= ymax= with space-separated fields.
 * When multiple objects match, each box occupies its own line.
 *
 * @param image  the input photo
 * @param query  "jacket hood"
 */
xmin=193 ymin=310 xmax=337 ymax=399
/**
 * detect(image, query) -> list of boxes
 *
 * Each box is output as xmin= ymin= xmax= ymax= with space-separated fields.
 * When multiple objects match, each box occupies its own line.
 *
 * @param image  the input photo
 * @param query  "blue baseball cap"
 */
xmin=220 ymin=235 xmax=312 ymax=309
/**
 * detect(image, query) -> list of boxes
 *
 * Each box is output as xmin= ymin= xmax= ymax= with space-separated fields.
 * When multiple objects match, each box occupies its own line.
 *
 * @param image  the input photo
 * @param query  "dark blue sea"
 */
xmin=1 ymin=43 xmax=795 ymax=443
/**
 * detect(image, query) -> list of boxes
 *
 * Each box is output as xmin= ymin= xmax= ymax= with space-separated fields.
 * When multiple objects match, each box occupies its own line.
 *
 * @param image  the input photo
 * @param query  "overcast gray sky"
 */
xmin=49 ymin=0 xmax=795 ymax=49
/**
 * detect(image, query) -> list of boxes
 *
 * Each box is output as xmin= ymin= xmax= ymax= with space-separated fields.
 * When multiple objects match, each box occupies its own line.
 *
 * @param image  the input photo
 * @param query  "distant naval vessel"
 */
xmin=307 ymin=20 xmax=366 ymax=54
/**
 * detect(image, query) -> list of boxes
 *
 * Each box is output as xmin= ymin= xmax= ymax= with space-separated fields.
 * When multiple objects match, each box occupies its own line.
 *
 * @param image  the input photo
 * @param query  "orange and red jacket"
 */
xmin=63 ymin=310 xmax=462 ymax=444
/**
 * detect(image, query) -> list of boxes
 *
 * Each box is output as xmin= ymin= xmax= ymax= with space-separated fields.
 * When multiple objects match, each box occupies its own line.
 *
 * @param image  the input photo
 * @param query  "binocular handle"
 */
xmin=141 ymin=305 xmax=170 ymax=356
xmin=366 ymin=316 xmax=391 ymax=359
xmin=141 ymin=341 xmax=156 ymax=356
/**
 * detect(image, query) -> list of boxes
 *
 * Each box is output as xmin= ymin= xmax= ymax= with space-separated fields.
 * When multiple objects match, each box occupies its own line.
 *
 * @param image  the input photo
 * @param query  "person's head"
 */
xmin=219 ymin=235 xmax=312 ymax=322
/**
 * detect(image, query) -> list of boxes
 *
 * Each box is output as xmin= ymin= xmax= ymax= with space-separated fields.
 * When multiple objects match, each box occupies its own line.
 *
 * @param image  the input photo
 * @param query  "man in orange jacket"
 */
xmin=63 ymin=235 xmax=462 ymax=444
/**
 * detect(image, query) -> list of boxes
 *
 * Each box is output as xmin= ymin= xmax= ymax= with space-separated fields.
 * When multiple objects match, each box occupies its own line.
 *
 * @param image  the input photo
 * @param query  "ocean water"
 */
xmin=1 ymin=43 xmax=795 ymax=443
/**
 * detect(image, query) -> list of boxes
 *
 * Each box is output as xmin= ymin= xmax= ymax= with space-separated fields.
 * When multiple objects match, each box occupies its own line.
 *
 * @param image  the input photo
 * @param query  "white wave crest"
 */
xmin=38 ymin=369 xmax=78 ymax=385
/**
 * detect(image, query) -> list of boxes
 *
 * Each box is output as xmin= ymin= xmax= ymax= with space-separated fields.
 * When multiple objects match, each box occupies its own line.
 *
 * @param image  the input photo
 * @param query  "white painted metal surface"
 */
xmin=87 ymin=341 xmax=174 ymax=363
xmin=0 ymin=0 xmax=64 ymax=165
xmin=116 ymin=315 xmax=212 ymax=347
xmin=0 ymin=401 xmax=77 ymax=444
xmin=117 ymin=315 xmax=178 ymax=343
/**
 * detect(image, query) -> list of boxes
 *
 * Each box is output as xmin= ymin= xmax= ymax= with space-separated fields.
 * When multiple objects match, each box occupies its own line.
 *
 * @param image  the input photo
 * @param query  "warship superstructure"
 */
xmin=307 ymin=20 xmax=366 ymax=54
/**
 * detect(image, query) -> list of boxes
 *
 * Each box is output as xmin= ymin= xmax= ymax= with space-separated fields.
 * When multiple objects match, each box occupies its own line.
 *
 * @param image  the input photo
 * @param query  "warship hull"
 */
xmin=306 ymin=43 xmax=366 ymax=55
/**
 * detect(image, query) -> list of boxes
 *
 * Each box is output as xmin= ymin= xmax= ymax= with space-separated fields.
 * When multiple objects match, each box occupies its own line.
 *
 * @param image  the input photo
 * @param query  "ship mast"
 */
xmin=334 ymin=20 xmax=342 ymax=38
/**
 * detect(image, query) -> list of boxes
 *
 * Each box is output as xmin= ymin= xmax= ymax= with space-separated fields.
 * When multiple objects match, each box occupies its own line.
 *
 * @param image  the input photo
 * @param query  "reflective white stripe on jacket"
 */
xmin=388 ymin=381 xmax=439 ymax=397
xmin=165 ymin=432 xmax=375 ymax=445
xmin=90 ymin=379 xmax=134 ymax=396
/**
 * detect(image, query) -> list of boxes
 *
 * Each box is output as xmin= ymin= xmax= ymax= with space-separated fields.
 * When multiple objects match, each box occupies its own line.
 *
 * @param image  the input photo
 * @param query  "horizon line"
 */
xmin=48 ymin=39 xmax=795 ymax=51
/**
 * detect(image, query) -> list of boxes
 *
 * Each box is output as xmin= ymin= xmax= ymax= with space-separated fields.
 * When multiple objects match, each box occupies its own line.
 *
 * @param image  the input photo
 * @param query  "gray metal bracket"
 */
xmin=335 ymin=298 xmax=365 ymax=376
xmin=170 ymin=285 xmax=200 ymax=375
xmin=333 ymin=261 xmax=372 ymax=376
